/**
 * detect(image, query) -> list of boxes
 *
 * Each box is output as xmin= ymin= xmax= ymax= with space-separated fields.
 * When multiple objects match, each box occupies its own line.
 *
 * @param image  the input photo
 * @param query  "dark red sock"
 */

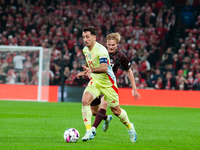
xmin=103 ymin=115 xmax=108 ymax=120
xmin=92 ymin=108 xmax=106 ymax=129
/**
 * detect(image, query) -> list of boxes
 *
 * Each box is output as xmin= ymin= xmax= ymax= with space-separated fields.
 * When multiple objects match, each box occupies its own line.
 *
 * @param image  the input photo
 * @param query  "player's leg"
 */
xmin=99 ymin=98 xmax=113 ymax=132
xmin=92 ymin=96 xmax=108 ymax=128
xmin=81 ymin=81 xmax=100 ymax=141
xmin=101 ymin=84 xmax=137 ymax=143
xmin=91 ymin=96 xmax=112 ymax=134
xmin=81 ymin=91 xmax=94 ymax=141
xmin=90 ymin=96 xmax=101 ymax=136
xmin=110 ymin=106 xmax=131 ymax=127
xmin=110 ymin=105 xmax=137 ymax=143
xmin=90 ymin=96 xmax=101 ymax=116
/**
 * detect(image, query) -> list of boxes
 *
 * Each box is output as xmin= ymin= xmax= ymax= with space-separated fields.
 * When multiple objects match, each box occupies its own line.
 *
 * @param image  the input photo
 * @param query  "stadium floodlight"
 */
xmin=0 ymin=46 xmax=51 ymax=102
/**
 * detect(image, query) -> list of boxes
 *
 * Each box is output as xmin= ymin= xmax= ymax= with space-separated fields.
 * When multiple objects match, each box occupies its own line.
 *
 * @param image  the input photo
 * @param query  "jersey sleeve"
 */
xmin=82 ymin=46 xmax=87 ymax=55
xmin=98 ymin=46 xmax=109 ymax=64
xmin=121 ymin=53 xmax=131 ymax=71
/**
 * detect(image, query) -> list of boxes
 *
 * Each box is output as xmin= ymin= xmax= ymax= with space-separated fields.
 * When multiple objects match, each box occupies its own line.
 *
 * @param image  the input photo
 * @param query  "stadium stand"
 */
xmin=0 ymin=0 xmax=200 ymax=90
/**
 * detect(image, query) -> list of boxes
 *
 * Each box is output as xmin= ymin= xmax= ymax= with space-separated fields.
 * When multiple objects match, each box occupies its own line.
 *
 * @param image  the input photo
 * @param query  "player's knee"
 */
xmin=111 ymin=106 xmax=121 ymax=116
xmin=82 ymin=98 xmax=90 ymax=106
xmin=112 ymin=109 xmax=120 ymax=116
xmin=91 ymin=109 xmax=98 ymax=116
xmin=101 ymin=101 xmax=108 ymax=110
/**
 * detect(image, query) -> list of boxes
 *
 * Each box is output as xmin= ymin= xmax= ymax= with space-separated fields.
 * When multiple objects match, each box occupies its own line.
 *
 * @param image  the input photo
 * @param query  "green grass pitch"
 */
xmin=0 ymin=100 xmax=200 ymax=150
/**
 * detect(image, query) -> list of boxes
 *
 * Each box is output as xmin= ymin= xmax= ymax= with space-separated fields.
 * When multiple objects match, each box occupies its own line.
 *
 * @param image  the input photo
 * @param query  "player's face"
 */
xmin=82 ymin=31 xmax=96 ymax=48
xmin=107 ymin=39 xmax=118 ymax=54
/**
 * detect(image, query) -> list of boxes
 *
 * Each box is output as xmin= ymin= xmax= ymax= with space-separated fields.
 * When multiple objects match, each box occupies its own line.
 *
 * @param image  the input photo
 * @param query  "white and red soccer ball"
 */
xmin=64 ymin=128 xmax=80 ymax=143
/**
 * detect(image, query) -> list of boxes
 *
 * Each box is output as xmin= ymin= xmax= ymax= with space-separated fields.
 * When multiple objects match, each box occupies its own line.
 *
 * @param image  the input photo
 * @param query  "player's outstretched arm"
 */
xmin=76 ymin=70 xmax=87 ymax=79
xmin=77 ymin=61 xmax=90 ymax=79
xmin=126 ymin=68 xmax=141 ymax=101
xmin=83 ymin=63 xmax=107 ymax=75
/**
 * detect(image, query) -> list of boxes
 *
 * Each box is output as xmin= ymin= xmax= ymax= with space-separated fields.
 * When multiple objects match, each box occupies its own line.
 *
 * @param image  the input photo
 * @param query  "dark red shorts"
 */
xmin=90 ymin=94 xmax=103 ymax=106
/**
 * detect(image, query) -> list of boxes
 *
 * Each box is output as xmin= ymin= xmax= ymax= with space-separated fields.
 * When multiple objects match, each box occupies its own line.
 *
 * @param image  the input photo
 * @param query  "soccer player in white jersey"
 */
xmin=77 ymin=26 xmax=137 ymax=143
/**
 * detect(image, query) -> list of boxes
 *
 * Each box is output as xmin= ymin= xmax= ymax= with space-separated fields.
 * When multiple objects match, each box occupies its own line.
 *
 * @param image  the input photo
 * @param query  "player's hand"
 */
xmin=132 ymin=90 xmax=141 ymax=101
xmin=76 ymin=71 xmax=87 ymax=79
xmin=82 ymin=66 xmax=91 ymax=77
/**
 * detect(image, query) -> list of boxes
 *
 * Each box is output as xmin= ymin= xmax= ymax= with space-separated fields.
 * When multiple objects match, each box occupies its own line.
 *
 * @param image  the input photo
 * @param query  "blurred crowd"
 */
xmin=0 ymin=0 xmax=200 ymax=90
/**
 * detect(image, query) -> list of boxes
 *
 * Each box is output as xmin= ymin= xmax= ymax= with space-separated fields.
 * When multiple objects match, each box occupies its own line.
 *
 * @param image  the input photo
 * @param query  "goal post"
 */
xmin=0 ymin=46 xmax=51 ymax=102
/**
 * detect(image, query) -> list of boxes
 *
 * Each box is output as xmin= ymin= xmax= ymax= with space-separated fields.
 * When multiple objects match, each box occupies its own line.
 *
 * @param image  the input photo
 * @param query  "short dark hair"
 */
xmin=82 ymin=26 xmax=97 ymax=36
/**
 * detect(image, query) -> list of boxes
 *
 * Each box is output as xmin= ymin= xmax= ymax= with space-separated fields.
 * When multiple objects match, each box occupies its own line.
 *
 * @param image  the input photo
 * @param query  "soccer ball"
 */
xmin=64 ymin=128 xmax=80 ymax=143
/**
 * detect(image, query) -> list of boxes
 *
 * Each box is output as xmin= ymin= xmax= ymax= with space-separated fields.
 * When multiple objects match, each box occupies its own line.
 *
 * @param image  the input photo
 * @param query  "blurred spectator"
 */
xmin=195 ymin=15 xmax=200 ymax=28
xmin=164 ymin=71 xmax=176 ymax=90
xmin=172 ymin=54 xmax=182 ymax=75
xmin=7 ymin=69 xmax=17 ymax=84
xmin=2 ymin=59 xmax=8 ymax=70
xmin=193 ymin=63 xmax=200 ymax=77
xmin=149 ymin=68 xmax=164 ymax=87
xmin=137 ymin=44 xmax=147 ymax=58
xmin=185 ymin=32 xmax=196 ymax=43
xmin=131 ymin=61 xmax=139 ymax=77
xmin=138 ymin=78 xmax=148 ymax=89
xmin=64 ymin=67 xmax=70 ymax=83
xmin=181 ymin=8 xmax=194 ymax=29
xmin=13 ymin=52 xmax=25 ymax=72
xmin=132 ymin=24 xmax=143 ymax=40
xmin=163 ymin=63 xmax=175 ymax=77
xmin=161 ymin=47 xmax=173 ymax=66
xmin=175 ymin=69 xmax=188 ymax=90
xmin=117 ymin=74 xmax=127 ymax=88
xmin=190 ymin=53 xmax=200 ymax=70
xmin=0 ymin=66 xmax=6 ymax=84
xmin=24 ymin=56 xmax=32 ymax=69
xmin=175 ymin=38 xmax=184 ymax=53
xmin=138 ymin=56 xmax=151 ymax=80
xmin=156 ymin=22 xmax=168 ymax=48
xmin=154 ymin=76 xmax=165 ymax=89
xmin=182 ymin=1 xmax=194 ymax=14
xmin=193 ymin=73 xmax=200 ymax=90
xmin=77 ymin=53 xmax=85 ymax=67
xmin=197 ymin=42 xmax=200 ymax=56
xmin=182 ymin=63 xmax=189 ymax=78
xmin=168 ymin=14 xmax=177 ymax=45
xmin=178 ymin=44 xmax=186 ymax=62
xmin=16 ymin=70 xmax=29 ymax=84
xmin=127 ymin=44 xmax=137 ymax=61
xmin=65 ymin=69 xmax=78 ymax=86
xmin=52 ymin=64 xmax=60 ymax=85
xmin=8 ymin=35 xmax=18 ymax=46
xmin=30 ymin=73 xmax=38 ymax=85
xmin=147 ymin=44 xmax=160 ymax=68
xmin=6 ymin=52 xmax=13 ymax=64
xmin=52 ymin=44 xmax=61 ymax=61
xmin=187 ymin=71 xmax=194 ymax=90
xmin=155 ymin=0 xmax=164 ymax=12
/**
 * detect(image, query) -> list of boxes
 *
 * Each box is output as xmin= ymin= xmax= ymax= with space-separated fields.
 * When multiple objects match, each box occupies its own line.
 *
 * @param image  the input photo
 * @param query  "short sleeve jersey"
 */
xmin=83 ymin=42 xmax=116 ymax=87
xmin=109 ymin=50 xmax=131 ymax=75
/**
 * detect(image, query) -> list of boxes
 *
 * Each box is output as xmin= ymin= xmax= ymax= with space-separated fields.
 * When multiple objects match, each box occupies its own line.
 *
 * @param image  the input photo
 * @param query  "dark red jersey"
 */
xmin=109 ymin=50 xmax=131 ymax=75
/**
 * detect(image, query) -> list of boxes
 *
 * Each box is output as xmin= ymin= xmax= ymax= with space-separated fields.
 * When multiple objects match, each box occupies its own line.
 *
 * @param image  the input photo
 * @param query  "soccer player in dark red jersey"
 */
xmin=91 ymin=32 xmax=141 ymax=136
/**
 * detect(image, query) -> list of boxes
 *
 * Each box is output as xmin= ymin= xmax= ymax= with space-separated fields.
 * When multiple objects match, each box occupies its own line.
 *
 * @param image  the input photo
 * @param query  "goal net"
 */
xmin=0 ymin=46 xmax=51 ymax=102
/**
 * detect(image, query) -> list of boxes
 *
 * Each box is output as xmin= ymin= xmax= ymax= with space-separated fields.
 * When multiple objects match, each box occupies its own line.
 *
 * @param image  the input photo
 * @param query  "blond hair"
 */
xmin=106 ymin=32 xmax=121 ymax=44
